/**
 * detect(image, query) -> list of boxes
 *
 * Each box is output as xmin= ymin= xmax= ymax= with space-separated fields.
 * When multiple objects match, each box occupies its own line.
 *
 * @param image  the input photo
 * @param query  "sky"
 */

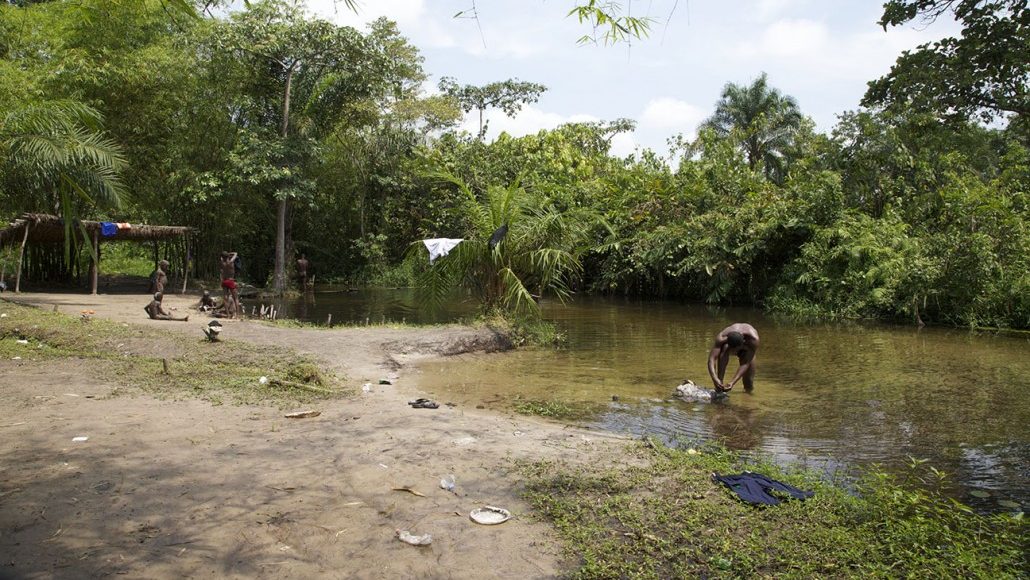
xmin=305 ymin=0 xmax=961 ymax=158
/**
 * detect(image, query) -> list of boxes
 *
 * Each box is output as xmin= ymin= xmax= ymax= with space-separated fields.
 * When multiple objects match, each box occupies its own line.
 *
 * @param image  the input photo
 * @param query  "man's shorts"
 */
xmin=221 ymin=278 xmax=237 ymax=291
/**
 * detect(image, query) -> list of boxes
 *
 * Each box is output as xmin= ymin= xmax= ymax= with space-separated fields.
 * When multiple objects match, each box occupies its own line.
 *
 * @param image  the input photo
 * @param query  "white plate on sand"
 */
xmin=470 ymin=506 xmax=511 ymax=525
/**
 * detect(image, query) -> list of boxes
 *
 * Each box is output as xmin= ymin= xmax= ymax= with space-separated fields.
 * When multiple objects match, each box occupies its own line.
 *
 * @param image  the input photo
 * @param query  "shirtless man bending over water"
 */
xmin=708 ymin=323 xmax=759 ymax=393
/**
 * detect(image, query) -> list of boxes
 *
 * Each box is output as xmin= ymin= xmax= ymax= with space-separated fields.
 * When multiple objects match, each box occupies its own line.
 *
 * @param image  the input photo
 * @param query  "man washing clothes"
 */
xmin=708 ymin=323 xmax=760 ymax=393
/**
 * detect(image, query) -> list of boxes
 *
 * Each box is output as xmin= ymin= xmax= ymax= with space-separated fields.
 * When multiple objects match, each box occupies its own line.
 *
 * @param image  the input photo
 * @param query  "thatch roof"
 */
xmin=0 ymin=213 xmax=193 ymax=246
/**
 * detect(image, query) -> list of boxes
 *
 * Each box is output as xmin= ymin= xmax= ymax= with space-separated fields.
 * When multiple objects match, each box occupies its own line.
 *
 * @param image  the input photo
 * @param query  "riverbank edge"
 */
xmin=1 ymin=294 xmax=1025 ymax=579
xmin=518 ymin=437 xmax=1028 ymax=578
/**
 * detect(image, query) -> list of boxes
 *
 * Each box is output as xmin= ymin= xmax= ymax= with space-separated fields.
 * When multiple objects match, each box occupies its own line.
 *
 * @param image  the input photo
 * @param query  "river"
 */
xmin=273 ymin=288 xmax=1029 ymax=511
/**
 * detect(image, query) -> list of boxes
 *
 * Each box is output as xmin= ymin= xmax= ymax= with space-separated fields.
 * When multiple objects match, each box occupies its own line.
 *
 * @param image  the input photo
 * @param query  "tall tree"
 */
xmin=438 ymin=77 xmax=547 ymax=140
xmin=215 ymin=0 xmax=399 ymax=293
xmin=864 ymin=0 xmax=1029 ymax=124
xmin=701 ymin=73 xmax=804 ymax=181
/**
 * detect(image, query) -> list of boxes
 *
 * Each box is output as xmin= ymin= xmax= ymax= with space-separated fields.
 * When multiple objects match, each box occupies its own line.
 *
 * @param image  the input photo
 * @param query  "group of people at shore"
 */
xmin=144 ymin=251 xmax=240 ymax=321
xmin=144 ymin=251 xmax=312 ymax=322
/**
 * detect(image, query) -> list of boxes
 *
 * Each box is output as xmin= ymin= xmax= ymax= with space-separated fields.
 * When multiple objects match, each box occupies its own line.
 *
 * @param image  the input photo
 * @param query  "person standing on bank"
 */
xmin=150 ymin=260 xmax=169 ymax=294
xmin=219 ymin=251 xmax=239 ymax=319
xmin=296 ymin=254 xmax=310 ymax=291
xmin=708 ymin=323 xmax=760 ymax=393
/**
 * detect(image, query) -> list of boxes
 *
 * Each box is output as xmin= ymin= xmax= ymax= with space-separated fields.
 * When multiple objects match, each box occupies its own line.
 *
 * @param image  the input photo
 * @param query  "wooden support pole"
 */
xmin=14 ymin=223 xmax=29 ymax=293
xmin=90 ymin=229 xmax=99 ymax=295
xmin=181 ymin=236 xmax=189 ymax=294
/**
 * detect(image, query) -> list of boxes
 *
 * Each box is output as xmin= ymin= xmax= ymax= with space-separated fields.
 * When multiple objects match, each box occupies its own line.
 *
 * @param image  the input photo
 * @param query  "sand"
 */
xmin=0 ymin=292 xmax=623 ymax=579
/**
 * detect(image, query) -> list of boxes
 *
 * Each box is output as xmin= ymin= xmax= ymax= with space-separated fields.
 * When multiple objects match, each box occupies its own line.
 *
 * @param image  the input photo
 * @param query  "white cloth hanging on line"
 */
xmin=423 ymin=238 xmax=464 ymax=263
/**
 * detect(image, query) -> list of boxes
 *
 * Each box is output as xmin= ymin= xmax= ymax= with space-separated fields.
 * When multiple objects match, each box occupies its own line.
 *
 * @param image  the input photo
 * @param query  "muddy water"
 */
xmin=418 ymin=297 xmax=1030 ymax=511
xmin=280 ymin=290 xmax=1029 ymax=510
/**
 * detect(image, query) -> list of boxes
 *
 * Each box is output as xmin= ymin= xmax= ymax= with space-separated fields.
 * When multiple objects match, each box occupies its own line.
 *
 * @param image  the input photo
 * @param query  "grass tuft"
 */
xmin=0 ymin=300 xmax=345 ymax=406
xmin=518 ymin=439 xmax=1028 ymax=579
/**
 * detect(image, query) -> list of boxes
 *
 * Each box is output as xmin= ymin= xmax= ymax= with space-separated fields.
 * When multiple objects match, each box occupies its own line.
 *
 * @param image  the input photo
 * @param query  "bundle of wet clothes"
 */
xmin=713 ymin=472 xmax=814 ymax=506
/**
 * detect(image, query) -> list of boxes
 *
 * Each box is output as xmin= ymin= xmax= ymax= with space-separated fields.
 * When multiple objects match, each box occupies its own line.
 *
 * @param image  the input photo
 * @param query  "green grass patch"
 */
xmin=518 ymin=439 xmax=1027 ymax=579
xmin=0 ymin=300 xmax=346 ymax=406
xmin=513 ymin=398 xmax=605 ymax=421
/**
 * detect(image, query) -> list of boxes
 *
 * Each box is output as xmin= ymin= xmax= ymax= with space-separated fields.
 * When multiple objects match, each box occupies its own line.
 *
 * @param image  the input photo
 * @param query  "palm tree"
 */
xmin=413 ymin=171 xmax=598 ymax=317
xmin=702 ymin=73 xmax=803 ymax=182
xmin=0 ymin=100 xmax=127 ymax=260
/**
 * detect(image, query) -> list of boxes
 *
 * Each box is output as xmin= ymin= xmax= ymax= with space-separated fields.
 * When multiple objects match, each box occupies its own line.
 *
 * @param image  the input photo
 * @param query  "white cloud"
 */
xmin=639 ymin=97 xmax=706 ymax=137
xmin=307 ymin=0 xmax=425 ymax=29
xmin=738 ymin=18 xmax=829 ymax=58
xmin=608 ymin=132 xmax=638 ymax=158
xmin=751 ymin=0 xmax=803 ymax=22
xmin=460 ymin=106 xmax=597 ymax=139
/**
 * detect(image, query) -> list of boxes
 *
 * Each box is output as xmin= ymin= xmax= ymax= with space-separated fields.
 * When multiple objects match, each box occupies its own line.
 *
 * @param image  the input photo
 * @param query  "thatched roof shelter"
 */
xmin=0 ymin=213 xmax=192 ymax=246
xmin=0 ymin=213 xmax=194 ymax=294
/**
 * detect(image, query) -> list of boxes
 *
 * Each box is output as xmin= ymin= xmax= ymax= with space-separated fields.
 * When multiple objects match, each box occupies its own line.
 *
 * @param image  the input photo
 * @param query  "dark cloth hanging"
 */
xmin=488 ymin=223 xmax=509 ymax=250
xmin=713 ymin=472 xmax=814 ymax=506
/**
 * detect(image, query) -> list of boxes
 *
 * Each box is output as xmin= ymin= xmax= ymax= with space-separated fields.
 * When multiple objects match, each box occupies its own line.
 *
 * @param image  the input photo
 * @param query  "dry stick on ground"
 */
xmin=269 ymin=378 xmax=333 ymax=394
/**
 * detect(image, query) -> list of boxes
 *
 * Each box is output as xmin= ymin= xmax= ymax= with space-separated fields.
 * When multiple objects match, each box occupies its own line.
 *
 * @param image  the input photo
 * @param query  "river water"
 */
xmin=275 ymin=289 xmax=1029 ymax=511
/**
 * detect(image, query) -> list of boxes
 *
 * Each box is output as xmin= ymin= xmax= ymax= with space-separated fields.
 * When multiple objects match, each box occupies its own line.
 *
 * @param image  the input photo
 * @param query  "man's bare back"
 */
xmin=707 ymin=323 xmax=760 ymax=393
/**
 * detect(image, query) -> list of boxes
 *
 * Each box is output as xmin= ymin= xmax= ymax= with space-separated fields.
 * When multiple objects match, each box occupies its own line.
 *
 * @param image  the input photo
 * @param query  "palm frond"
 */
xmin=499 ymin=267 xmax=539 ymax=316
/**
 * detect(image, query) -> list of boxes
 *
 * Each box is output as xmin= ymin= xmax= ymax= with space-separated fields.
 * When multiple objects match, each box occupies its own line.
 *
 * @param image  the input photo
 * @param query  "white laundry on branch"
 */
xmin=423 ymin=238 xmax=464 ymax=263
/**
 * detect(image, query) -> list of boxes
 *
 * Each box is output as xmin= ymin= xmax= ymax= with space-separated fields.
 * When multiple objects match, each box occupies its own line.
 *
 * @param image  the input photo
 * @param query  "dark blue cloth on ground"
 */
xmin=100 ymin=222 xmax=118 ymax=237
xmin=713 ymin=472 xmax=814 ymax=506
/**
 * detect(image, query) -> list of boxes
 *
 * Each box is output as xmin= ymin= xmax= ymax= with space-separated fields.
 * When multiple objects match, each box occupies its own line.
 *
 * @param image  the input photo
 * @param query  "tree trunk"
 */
xmin=273 ymin=62 xmax=297 ymax=295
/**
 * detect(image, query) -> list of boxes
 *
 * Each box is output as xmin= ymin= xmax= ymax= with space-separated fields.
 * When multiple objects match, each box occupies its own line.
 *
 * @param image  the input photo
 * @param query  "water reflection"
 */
xmin=414 ymin=296 xmax=1029 ymax=511
xmin=252 ymin=286 xmax=475 ymax=325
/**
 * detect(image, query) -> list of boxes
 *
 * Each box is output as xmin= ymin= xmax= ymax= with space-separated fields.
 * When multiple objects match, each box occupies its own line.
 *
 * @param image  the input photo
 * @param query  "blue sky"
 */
xmin=308 ymin=0 xmax=961 ymax=157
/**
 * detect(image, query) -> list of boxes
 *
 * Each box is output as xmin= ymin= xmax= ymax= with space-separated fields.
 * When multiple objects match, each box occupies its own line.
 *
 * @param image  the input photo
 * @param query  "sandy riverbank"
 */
xmin=0 ymin=292 xmax=623 ymax=579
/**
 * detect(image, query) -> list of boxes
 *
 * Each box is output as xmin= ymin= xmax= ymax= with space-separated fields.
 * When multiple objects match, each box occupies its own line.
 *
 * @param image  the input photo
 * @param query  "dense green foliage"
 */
xmin=0 ymin=0 xmax=1026 ymax=328
xmin=520 ymin=440 xmax=1028 ymax=578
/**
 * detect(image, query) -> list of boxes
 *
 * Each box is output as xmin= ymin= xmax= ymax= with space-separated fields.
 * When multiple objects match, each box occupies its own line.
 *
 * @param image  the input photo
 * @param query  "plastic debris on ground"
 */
xmin=396 ymin=530 xmax=432 ymax=545
xmin=72 ymin=436 xmax=88 ymax=442
xmin=470 ymin=506 xmax=511 ymax=525
xmin=440 ymin=474 xmax=456 ymax=491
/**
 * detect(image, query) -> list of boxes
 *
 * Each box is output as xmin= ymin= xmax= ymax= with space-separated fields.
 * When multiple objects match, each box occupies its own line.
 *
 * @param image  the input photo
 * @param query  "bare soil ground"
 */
xmin=0 ymin=292 xmax=622 ymax=579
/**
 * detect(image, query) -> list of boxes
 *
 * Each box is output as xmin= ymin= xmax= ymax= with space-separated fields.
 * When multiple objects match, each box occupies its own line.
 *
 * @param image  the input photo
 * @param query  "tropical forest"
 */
xmin=0 ymin=1 xmax=1027 ymax=578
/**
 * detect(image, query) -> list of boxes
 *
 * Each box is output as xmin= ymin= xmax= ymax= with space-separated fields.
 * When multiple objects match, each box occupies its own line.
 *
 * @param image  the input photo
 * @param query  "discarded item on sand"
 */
xmin=362 ymin=383 xmax=372 ymax=393
xmin=470 ymin=506 xmax=511 ymax=525
xmin=392 ymin=487 xmax=426 ymax=497
xmin=674 ymin=380 xmax=727 ymax=403
xmin=72 ymin=436 xmax=88 ymax=442
xmin=259 ymin=376 xmax=269 ymax=385
xmin=408 ymin=398 xmax=439 ymax=409
xmin=203 ymin=320 xmax=222 ymax=342
xmin=440 ymin=475 xmax=456 ymax=492
xmin=284 ymin=410 xmax=321 ymax=419
xmin=16 ymin=339 xmax=28 ymax=345
xmin=396 ymin=530 xmax=432 ymax=546
xmin=12 ymin=356 xmax=20 ymax=360
xmin=379 ymin=378 xmax=392 ymax=385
